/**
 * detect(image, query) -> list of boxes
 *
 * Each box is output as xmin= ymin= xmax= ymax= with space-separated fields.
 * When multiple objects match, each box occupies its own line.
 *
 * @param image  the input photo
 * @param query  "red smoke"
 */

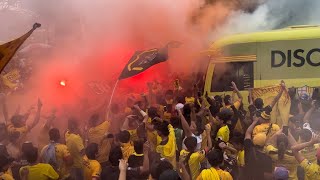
xmin=2 ymin=1 xmax=233 ymax=125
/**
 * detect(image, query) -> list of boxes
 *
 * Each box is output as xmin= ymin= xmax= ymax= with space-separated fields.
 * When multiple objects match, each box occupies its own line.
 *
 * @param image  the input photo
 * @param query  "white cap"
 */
xmin=175 ymin=103 xmax=184 ymax=110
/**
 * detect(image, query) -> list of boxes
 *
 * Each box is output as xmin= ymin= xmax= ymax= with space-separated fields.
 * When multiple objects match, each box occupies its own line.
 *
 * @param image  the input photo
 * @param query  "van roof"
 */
xmin=209 ymin=25 xmax=320 ymax=50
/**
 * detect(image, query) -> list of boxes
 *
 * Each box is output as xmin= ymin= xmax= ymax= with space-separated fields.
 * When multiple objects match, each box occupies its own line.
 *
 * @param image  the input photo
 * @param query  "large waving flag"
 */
xmin=252 ymin=85 xmax=291 ymax=127
xmin=118 ymin=41 xmax=181 ymax=80
xmin=0 ymin=23 xmax=41 ymax=72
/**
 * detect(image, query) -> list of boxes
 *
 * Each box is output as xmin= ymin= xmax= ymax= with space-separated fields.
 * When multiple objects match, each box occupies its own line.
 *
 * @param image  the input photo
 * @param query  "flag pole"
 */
xmin=106 ymin=79 xmax=119 ymax=120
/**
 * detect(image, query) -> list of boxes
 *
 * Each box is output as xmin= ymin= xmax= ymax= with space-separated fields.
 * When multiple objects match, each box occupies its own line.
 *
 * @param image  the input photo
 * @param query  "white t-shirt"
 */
xmin=182 ymin=133 xmax=202 ymax=151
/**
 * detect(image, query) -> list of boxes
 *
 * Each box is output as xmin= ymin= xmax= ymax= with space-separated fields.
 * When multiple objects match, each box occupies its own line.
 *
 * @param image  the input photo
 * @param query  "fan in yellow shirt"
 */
xmin=291 ymin=133 xmax=320 ymax=180
xmin=65 ymin=119 xmax=85 ymax=180
xmin=265 ymin=134 xmax=297 ymax=180
xmin=87 ymin=113 xmax=112 ymax=163
xmin=215 ymin=109 xmax=232 ymax=143
xmin=118 ymin=130 xmax=135 ymax=160
xmin=40 ymin=128 xmax=73 ymax=179
xmin=180 ymin=137 xmax=206 ymax=180
xmin=197 ymin=149 xmax=232 ymax=180
xmin=230 ymin=133 xmax=245 ymax=167
xmin=253 ymin=109 xmax=280 ymax=142
xmin=20 ymin=146 xmax=59 ymax=180
xmin=155 ymin=121 xmax=176 ymax=168
xmin=7 ymin=99 xmax=42 ymax=142
xmin=83 ymin=143 xmax=102 ymax=180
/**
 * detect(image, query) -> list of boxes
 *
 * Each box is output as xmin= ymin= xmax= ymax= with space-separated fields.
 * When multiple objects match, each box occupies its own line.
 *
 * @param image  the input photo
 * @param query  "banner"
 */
xmin=0 ymin=23 xmax=41 ymax=72
xmin=252 ymin=85 xmax=291 ymax=126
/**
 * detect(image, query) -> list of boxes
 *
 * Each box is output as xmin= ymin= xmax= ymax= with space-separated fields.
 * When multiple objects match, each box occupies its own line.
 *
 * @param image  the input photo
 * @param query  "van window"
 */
xmin=211 ymin=62 xmax=253 ymax=92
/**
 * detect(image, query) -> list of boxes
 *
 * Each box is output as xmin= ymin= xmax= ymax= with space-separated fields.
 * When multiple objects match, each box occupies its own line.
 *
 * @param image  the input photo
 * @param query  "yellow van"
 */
xmin=203 ymin=25 xmax=320 ymax=102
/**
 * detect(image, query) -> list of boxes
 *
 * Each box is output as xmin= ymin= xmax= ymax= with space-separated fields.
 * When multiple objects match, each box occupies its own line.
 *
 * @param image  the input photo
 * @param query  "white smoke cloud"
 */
xmin=211 ymin=0 xmax=320 ymax=40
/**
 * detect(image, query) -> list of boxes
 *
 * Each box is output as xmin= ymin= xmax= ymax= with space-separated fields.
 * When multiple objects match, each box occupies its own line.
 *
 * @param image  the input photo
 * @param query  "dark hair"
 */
xmin=224 ymin=95 xmax=231 ymax=105
xmin=195 ymin=115 xmax=205 ymax=136
xmin=299 ymin=129 xmax=312 ymax=142
xmin=148 ymin=107 xmax=159 ymax=119
xmin=183 ymin=104 xmax=192 ymax=126
xmin=176 ymin=95 xmax=185 ymax=104
xmin=156 ymin=121 xmax=170 ymax=137
xmin=170 ymin=116 xmax=181 ymax=129
xmin=11 ymin=115 xmax=24 ymax=127
xmin=25 ymin=147 xmax=38 ymax=164
xmin=214 ymin=95 xmax=222 ymax=104
xmin=184 ymin=137 xmax=197 ymax=176
xmin=49 ymin=128 xmax=60 ymax=142
xmin=150 ymin=160 xmax=173 ymax=179
xmin=277 ymin=134 xmax=289 ymax=160
xmin=109 ymin=146 xmax=123 ymax=166
xmin=133 ymin=140 xmax=144 ymax=154
xmin=217 ymin=108 xmax=233 ymax=123
xmin=230 ymin=132 xmax=244 ymax=145
xmin=254 ymin=98 xmax=264 ymax=109
xmin=207 ymin=149 xmax=224 ymax=167
xmin=118 ymin=130 xmax=131 ymax=143
xmin=85 ymin=143 xmax=99 ymax=160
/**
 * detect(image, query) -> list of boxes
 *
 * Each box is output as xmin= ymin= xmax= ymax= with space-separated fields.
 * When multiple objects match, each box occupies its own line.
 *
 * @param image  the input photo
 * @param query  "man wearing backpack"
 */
xmin=40 ymin=128 xmax=73 ymax=180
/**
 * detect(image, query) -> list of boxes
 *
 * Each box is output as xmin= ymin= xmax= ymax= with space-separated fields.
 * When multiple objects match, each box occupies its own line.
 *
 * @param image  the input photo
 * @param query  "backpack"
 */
xmin=42 ymin=143 xmax=58 ymax=170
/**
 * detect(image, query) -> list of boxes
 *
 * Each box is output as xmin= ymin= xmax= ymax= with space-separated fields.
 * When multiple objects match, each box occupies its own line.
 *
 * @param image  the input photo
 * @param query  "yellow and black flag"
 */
xmin=119 ymin=41 xmax=181 ymax=80
xmin=0 ymin=23 xmax=41 ymax=72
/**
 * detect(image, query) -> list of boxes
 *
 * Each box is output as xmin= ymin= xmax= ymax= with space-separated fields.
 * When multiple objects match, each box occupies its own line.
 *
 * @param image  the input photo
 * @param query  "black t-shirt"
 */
xmin=243 ymin=139 xmax=272 ymax=180
xmin=101 ymin=166 xmax=120 ymax=180
xmin=127 ymin=155 xmax=148 ymax=180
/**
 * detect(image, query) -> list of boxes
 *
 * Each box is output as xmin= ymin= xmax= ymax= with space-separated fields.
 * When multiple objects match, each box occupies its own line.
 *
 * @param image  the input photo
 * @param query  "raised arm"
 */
xmin=248 ymin=89 xmax=254 ymax=105
xmin=139 ymin=142 xmax=150 ymax=173
xmin=178 ymin=109 xmax=192 ymax=137
xmin=291 ymin=133 xmax=319 ymax=152
xmin=303 ymin=100 xmax=316 ymax=123
xmin=231 ymin=81 xmax=243 ymax=101
xmin=270 ymin=81 xmax=285 ymax=109
xmin=28 ymin=98 xmax=42 ymax=131
xmin=245 ymin=116 xmax=259 ymax=140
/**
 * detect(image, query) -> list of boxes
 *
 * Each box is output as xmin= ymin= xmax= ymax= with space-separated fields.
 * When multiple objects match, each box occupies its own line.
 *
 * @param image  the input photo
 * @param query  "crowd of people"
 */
xmin=0 ymin=79 xmax=320 ymax=180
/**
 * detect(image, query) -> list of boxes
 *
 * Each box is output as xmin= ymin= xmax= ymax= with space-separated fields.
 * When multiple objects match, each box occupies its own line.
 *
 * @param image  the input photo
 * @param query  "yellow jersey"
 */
xmin=83 ymin=156 xmax=102 ymax=180
xmin=156 ymin=124 xmax=177 ymax=168
xmin=40 ymin=143 xmax=71 ymax=179
xmin=180 ymin=149 xmax=206 ymax=180
xmin=216 ymin=125 xmax=230 ymax=142
xmin=265 ymin=145 xmax=297 ymax=180
xmin=216 ymin=169 xmax=233 ymax=180
xmin=196 ymin=167 xmax=220 ymax=180
xmin=65 ymin=131 xmax=84 ymax=168
xmin=20 ymin=163 xmax=59 ymax=180
xmin=88 ymin=121 xmax=111 ymax=163
xmin=121 ymin=142 xmax=135 ymax=161
xmin=300 ymin=159 xmax=320 ymax=180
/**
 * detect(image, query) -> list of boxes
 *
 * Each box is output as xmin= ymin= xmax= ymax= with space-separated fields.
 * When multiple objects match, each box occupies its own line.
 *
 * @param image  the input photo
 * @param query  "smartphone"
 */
xmin=283 ymin=126 xmax=289 ymax=136
xmin=163 ymin=106 xmax=167 ymax=112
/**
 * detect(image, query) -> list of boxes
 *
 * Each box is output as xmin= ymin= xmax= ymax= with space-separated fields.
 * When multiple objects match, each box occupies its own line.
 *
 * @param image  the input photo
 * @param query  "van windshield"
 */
xmin=210 ymin=62 xmax=254 ymax=92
